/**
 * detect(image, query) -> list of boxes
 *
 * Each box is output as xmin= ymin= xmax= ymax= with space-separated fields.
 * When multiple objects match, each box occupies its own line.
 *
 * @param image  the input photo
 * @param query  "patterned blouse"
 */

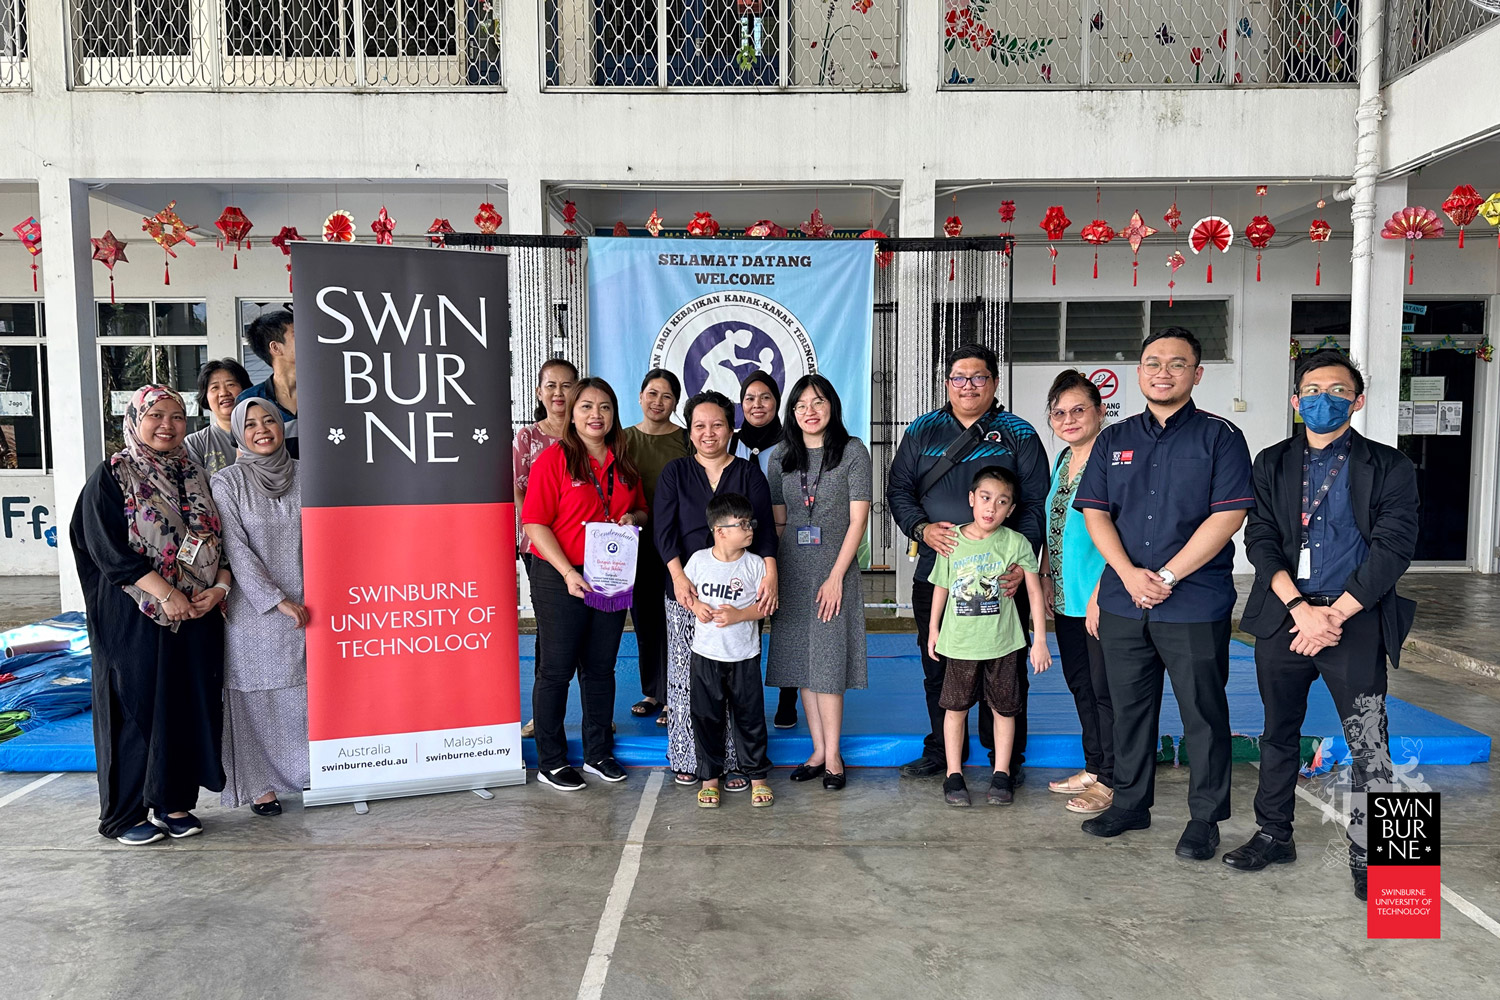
xmin=512 ymin=422 xmax=560 ymax=497
xmin=1047 ymin=455 xmax=1083 ymax=614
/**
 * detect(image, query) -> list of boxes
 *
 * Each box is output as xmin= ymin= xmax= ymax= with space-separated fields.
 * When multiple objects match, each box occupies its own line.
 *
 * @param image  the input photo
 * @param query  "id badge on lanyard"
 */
xmin=798 ymin=465 xmax=822 ymax=545
xmin=1298 ymin=444 xmax=1346 ymax=581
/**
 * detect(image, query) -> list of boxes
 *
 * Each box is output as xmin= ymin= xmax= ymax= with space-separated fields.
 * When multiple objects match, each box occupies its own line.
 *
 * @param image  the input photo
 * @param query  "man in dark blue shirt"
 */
xmin=1073 ymin=327 xmax=1253 ymax=861
xmin=1226 ymin=350 xmax=1419 ymax=901
xmin=237 ymin=311 xmax=298 ymax=458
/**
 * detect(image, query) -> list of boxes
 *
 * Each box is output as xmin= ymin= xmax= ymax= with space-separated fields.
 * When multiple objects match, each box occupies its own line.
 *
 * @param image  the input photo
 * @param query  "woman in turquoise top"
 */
xmin=1041 ymin=370 xmax=1114 ymax=815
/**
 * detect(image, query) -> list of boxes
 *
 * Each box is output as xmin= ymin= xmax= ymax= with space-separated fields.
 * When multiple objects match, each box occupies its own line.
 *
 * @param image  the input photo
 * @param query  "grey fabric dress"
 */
xmin=210 ymin=463 xmax=309 ymax=808
xmin=764 ymin=440 xmax=871 ymax=693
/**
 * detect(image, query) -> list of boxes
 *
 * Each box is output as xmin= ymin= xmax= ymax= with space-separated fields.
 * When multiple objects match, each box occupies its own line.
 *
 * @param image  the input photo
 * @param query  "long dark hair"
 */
xmin=533 ymin=358 xmax=579 ymax=421
xmin=560 ymin=377 xmax=640 ymax=488
xmin=779 ymin=373 xmax=850 ymax=473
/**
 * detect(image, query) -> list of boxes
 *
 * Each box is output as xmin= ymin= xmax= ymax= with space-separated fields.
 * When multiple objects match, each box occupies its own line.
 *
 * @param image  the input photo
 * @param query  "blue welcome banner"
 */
xmin=587 ymin=238 xmax=876 ymax=438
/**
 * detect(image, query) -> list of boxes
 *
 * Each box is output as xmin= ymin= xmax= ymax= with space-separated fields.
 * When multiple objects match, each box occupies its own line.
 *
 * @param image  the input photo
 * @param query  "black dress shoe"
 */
xmin=250 ymin=799 xmax=282 ymax=817
xmin=1175 ymin=819 xmax=1221 ymax=861
xmin=1352 ymin=867 xmax=1368 ymax=901
xmin=899 ymin=756 xmax=945 ymax=778
xmin=789 ymin=763 xmax=826 ymax=782
xmin=822 ymin=770 xmax=846 ymax=791
xmin=1081 ymin=807 xmax=1151 ymax=838
xmin=1222 ymin=830 xmax=1297 ymax=871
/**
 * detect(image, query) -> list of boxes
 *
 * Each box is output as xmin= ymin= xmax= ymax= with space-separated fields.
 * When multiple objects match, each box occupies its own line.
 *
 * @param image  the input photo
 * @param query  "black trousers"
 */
xmin=913 ymin=577 xmax=1028 ymax=769
xmin=690 ymin=652 xmax=772 ymax=780
xmin=1055 ymin=613 xmax=1114 ymax=787
xmin=631 ymin=538 xmax=669 ymax=703
xmin=529 ymin=559 xmax=627 ymax=771
xmin=1098 ymin=612 xmax=1231 ymax=822
xmin=1254 ymin=607 xmax=1390 ymax=853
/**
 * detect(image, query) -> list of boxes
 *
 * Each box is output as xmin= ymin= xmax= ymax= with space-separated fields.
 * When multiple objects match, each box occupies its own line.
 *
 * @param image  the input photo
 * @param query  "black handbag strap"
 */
xmin=916 ymin=419 xmax=985 ymax=500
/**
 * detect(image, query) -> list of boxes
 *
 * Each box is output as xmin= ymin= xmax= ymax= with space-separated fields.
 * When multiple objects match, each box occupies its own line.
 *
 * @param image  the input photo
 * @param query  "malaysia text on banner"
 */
xmin=586 ymin=238 xmax=876 ymax=438
xmin=291 ymin=242 xmax=523 ymax=805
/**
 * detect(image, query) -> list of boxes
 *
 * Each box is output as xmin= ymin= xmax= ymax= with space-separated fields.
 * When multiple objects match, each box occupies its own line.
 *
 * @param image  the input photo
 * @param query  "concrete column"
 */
xmin=502 ymin=0 xmax=542 ymax=96
xmin=38 ymin=175 xmax=103 ymax=610
xmin=206 ymin=294 xmax=240 ymax=363
xmin=1359 ymin=176 xmax=1409 ymax=445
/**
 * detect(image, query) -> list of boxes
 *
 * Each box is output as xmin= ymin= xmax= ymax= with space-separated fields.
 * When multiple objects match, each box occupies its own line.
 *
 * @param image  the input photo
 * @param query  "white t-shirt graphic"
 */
xmin=683 ymin=548 xmax=766 ymax=662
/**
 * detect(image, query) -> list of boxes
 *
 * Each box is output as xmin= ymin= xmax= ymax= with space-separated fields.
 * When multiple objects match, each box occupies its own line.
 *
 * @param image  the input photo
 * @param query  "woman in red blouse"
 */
xmin=522 ymin=377 xmax=648 ymax=791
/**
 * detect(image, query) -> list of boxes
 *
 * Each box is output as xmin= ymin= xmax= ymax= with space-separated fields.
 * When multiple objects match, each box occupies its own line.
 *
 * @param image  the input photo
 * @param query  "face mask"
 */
xmin=1298 ymin=393 xmax=1353 ymax=433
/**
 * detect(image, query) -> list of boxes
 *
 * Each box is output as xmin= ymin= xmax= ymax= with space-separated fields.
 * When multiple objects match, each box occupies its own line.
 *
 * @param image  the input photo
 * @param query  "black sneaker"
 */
xmin=583 ymin=758 xmax=627 ymax=783
xmin=115 ymin=821 xmax=166 ymax=846
xmin=900 ymin=756 xmax=946 ymax=778
xmin=537 ymin=765 xmax=586 ymax=791
xmin=150 ymin=812 xmax=203 ymax=839
xmin=774 ymin=688 xmax=799 ymax=729
xmin=986 ymin=771 xmax=1014 ymax=806
xmin=943 ymin=772 xmax=970 ymax=807
xmin=1352 ymin=867 xmax=1368 ymax=901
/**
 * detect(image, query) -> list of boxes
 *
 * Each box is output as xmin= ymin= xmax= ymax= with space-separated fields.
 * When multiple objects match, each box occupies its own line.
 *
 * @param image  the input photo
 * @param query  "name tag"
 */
xmin=179 ymin=536 xmax=205 ymax=566
xmin=796 ymin=526 xmax=822 ymax=546
xmin=1296 ymin=546 xmax=1311 ymax=580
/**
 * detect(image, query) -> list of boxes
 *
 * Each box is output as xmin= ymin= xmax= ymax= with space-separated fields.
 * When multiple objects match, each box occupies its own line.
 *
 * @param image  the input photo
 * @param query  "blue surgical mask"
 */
xmin=1298 ymin=393 xmax=1353 ymax=433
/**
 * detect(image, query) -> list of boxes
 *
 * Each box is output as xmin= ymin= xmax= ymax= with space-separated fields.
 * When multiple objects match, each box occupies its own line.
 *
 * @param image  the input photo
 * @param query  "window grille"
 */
xmin=0 ymin=0 xmax=29 ymax=89
xmin=1383 ymin=0 xmax=1497 ymax=79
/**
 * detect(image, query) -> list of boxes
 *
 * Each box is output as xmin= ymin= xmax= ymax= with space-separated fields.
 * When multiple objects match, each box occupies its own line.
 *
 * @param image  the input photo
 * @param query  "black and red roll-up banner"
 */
xmin=291 ymin=242 xmax=523 ymax=806
xmin=1367 ymin=791 xmax=1441 ymax=938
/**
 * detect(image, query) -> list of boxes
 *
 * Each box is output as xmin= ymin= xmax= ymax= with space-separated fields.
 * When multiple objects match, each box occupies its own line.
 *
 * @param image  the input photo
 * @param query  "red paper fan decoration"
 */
xmin=214 ymin=206 xmax=253 ymax=270
xmin=1118 ymin=210 xmax=1158 ymax=287
xmin=612 ymin=221 xmax=629 ymax=237
xmin=13 ymin=217 xmax=40 ymax=291
xmin=91 ymin=230 xmax=128 ymax=303
xmin=323 ymin=210 xmax=355 ymax=243
xmin=370 ymin=206 xmax=396 ymax=246
xmin=1441 ymin=185 xmax=1482 ymax=248
xmin=1188 ymin=216 xmax=1233 ymax=283
xmin=1040 ymin=206 xmax=1071 ymax=285
xmin=1244 ymin=215 xmax=1275 ymax=282
xmin=687 ymin=211 xmax=720 ymax=237
xmin=426 ymin=218 xmax=455 ymax=247
xmin=645 ymin=209 xmax=664 ymax=237
xmin=746 ymin=219 xmax=787 ymax=238
xmin=271 ymin=226 xmax=305 ymax=292
xmin=1380 ymin=206 xmax=1443 ymax=285
xmin=1080 ymin=219 xmax=1116 ymax=279
xmin=800 ymin=208 xmax=833 ymax=238
xmin=859 ymin=228 xmax=893 ymax=268
xmin=474 ymin=202 xmax=502 ymax=234
xmin=1308 ymin=219 xmax=1331 ymax=286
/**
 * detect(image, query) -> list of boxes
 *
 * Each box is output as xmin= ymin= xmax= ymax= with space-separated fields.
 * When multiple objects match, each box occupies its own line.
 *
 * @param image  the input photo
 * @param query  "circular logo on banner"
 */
xmin=1089 ymin=368 xmax=1120 ymax=399
xmin=650 ymin=292 xmax=817 ymax=422
xmin=606 ymin=541 xmax=619 ymax=555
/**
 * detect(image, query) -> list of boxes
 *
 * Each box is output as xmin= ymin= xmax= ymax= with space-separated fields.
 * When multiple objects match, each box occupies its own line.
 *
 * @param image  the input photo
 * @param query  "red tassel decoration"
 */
xmin=1315 ymin=257 xmax=1322 ymax=286
xmin=1458 ymin=228 xmax=1465 ymax=249
xmin=30 ymin=263 xmax=36 ymax=291
xmin=286 ymin=264 xmax=293 ymax=293
xmin=164 ymin=260 xmax=170 ymax=285
xmin=1093 ymin=252 xmax=1098 ymax=279
xmin=1256 ymin=253 xmax=1262 ymax=282
xmin=233 ymin=251 xmax=239 ymax=270
xmin=109 ymin=274 xmax=116 ymax=303
xmin=949 ymin=256 xmax=955 ymax=281
xmin=1408 ymin=253 xmax=1415 ymax=286
xmin=1206 ymin=261 xmax=1214 ymax=283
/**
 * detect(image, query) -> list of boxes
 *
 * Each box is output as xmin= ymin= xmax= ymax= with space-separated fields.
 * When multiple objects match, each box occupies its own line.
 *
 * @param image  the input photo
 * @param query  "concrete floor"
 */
xmin=3 ymin=574 xmax=1499 ymax=997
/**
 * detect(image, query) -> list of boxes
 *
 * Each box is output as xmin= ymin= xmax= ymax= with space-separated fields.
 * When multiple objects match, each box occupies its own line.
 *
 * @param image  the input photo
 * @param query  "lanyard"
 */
xmin=1300 ymin=444 xmax=1348 ymax=546
xmin=799 ymin=460 xmax=823 ymax=522
xmin=586 ymin=462 xmax=615 ymax=519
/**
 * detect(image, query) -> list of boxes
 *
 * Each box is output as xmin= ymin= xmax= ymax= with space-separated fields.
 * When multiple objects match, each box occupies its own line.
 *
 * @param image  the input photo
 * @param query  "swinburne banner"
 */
xmin=291 ymin=242 xmax=523 ymax=805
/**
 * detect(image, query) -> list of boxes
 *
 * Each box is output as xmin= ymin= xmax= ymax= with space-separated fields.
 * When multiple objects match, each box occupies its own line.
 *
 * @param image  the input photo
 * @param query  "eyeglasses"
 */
xmin=1140 ymin=361 xmax=1194 ymax=375
xmin=715 ymin=519 xmax=757 ymax=531
xmin=1049 ymin=404 xmax=1093 ymax=423
xmin=947 ymin=374 xmax=992 ymax=388
xmin=1299 ymin=384 xmax=1356 ymax=397
xmin=792 ymin=398 xmax=829 ymax=415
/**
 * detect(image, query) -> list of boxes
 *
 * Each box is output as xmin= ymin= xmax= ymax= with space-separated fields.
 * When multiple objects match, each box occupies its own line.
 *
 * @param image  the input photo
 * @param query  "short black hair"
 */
xmin=195 ymin=358 xmax=250 ymax=412
xmin=706 ymin=491 xmax=753 ymax=527
xmin=1142 ymin=326 xmax=1202 ymax=365
xmin=946 ymin=342 xmax=999 ymax=378
xmin=1295 ymin=348 xmax=1365 ymax=397
xmin=245 ymin=310 xmax=294 ymax=366
xmin=684 ymin=389 xmax=736 ymax=431
xmin=640 ymin=367 xmax=682 ymax=399
xmin=970 ymin=465 xmax=1019 ymax=499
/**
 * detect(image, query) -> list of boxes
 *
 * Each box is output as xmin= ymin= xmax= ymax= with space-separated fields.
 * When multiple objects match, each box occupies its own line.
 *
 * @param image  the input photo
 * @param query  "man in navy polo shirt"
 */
xmin=1072 ymin=327 xmax=1253 ymax=860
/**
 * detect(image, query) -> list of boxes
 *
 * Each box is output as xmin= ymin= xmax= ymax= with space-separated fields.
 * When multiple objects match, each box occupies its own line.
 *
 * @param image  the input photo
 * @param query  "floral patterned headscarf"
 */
xmin=109 ymin=385 xmax=222 ymax=626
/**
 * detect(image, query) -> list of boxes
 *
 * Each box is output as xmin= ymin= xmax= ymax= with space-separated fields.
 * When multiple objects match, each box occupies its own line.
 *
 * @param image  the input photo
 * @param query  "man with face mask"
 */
xmin=1226 ymin=350 xmax=1419 ymax=901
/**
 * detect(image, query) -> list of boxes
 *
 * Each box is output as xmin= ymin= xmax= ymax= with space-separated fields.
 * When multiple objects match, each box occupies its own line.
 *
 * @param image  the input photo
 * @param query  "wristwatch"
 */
xmin=913 ymin=521 xmax=930 ymax=541
xmin=1157 ymin=567 xmax=1178 ymax=589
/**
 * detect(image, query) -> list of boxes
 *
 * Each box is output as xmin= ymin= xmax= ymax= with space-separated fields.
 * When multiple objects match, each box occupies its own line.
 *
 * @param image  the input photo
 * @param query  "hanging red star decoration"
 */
xmin=1189 ymin=216 xmax=1233 ymax=283
xmin=1308 ymin=219 xmax=1331 ymax=286
xmin=999 ymin=200 xmax=1016 ymax=224
xmin=1163 ymin=202 xmax=1182 ymax=232
xmin=612 ymin=221 xmax=629 ymax=237
xmin=859 ymin=228 xmax=893 ymax=268
xmin=1166 ymin=249 xmax=1185 ymax=306
xmin=213 ymin=206 xmax=253 ymax=270
xmin=1441 ymin=185 xmax=1482 ymax=248
xmin=142 ymin=200 xmax=198 ymax=287
xmin=91 ymin=230 xmax=128 ymax=303
xmin=800 ymin=208 xmax=833 ymax=238
xmin=1117 ymin=210 xmax=1157 ymax=286
xmin=645 ymin=209 xmax=664 ymax=237
xmin=271 ymin=226 xmax=305 ymax=292
xmin=745 ymin=219 xmax=787 ymax=238
xmin=1380 ymin=206 xmax=1444 ymax=285
xmin=369 ymin=206 xmax=397 ymax=246
xmin=1080 ymin=219 xmax=1116 ymax=279
xmin=943 ymin=215 xmax=963 ymax=238
xmin=687 ymin=211 xmax=720 ymax=237
xmin=474 ymin=202 xmax=503 ymax=234
xmin=323 ymin=210 xmax=355 ymax=243
xmin=426 ymin=218 xmax=456 ymax=247
xmin=12 ymin=217 xmax=40 ymax=291
xmin=1244 ymin=215 xmax=1275 ymax=281
xmin=1040 ymin=206 xmax=1071 ymax=285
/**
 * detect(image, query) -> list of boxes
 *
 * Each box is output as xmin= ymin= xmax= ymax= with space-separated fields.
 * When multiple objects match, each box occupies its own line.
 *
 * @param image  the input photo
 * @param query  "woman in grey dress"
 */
xmin=765 ymin=375 xmax=871 ymax=791
xmin=210 ymin=398 xmax=308 ymax=816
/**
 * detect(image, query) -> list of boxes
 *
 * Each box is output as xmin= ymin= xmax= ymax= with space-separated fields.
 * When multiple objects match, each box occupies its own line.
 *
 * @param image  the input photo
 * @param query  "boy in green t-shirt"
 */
xmin=927 ymin=466 xmax=1052 ymax=806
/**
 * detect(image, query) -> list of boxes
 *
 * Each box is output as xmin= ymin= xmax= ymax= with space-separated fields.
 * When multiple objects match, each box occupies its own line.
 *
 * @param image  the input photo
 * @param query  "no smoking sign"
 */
xmin=1089 ymin=368 xmax=1120 ymax=399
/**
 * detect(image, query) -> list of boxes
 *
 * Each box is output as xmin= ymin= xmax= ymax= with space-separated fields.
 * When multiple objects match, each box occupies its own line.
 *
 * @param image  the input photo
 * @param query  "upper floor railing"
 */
xmin=1383 ymin=0 xmax=1497 ymax=79
xmin=939 ymin=0 xmax=1357 ymax=88
xmin=542 ymin=0 xmax=903 ymax=90
xmin=0 ymin=0 xmax=29 ymax=90
xmin=66 ymin=0 xmax=504 ymax=90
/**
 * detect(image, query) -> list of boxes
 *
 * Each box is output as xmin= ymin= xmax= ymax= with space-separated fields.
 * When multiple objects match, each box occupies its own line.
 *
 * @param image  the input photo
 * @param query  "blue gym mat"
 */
xmin=1 ymin=632 xmax=1489 ymax=772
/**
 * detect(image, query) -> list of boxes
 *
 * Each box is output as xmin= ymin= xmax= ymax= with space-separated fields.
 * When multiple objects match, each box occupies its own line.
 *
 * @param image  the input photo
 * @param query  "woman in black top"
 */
xmin=654 ymin=390 xmax=779 ymax=786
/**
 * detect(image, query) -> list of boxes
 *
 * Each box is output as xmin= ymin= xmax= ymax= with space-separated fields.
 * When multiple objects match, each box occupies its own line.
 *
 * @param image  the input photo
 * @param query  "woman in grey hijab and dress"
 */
xmin=210 ymin=397 xmax=308 ymax=815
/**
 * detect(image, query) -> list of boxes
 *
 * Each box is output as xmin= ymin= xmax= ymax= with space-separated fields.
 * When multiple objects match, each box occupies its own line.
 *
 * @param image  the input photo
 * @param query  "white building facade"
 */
xmin=0 ymin=1 xmax=1496 ymax=607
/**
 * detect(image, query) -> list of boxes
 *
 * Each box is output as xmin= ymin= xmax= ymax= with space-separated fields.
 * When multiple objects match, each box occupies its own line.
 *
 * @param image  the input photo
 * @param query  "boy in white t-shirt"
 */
xmin=683 ymin=492 xmax=773 ymax=809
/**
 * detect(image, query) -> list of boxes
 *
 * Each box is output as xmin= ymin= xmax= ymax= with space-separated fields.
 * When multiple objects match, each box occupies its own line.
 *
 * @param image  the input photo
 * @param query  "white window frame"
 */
xmin=94 ymin=298 xmax=210 ymax=460
xmin=0 ymin=299 xmax=50 ymax=474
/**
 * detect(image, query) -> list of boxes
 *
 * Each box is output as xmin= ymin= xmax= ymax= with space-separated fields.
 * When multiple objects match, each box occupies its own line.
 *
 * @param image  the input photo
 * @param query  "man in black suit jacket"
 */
xmin=1224 ymin=350 xmax=1419 ymax=901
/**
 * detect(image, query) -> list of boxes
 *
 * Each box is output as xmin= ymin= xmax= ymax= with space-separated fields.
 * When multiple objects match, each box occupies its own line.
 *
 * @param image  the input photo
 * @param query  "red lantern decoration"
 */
xmin=1244 ymin=215 xmax=1275 ymax=281
xmin=212 ymin=206 xmax=253 ymax=269
xmin=1441 ymin=185 xmax=1482 ymax=249
xmin=612 ymin=221 xmax=629 ymax=237
xmin=687 ymin=211 xmax=720 ymax=237
xmin=271 ymin=226 xmax=305 ymax=292
xmin=1080 ymin=219 xmax=1116 ymax=279
xmin=999 ymin=200 xmax=1016 ymax=223
xmin=800 ymin=208 xmax=833 ymax=238
xmin=1040 ymin=206 xmax=1071 ymax=285
xmin=859 ymin=228 xmax=893 ymax=268
xmin=1163 ymin=202 xmax=1182 ymax=232
xmin=474 ymin=202 xmax=502 ymax=234
xmin=1189 ymin=216 xmax=1233 ymax=283
xmin=143 ymin=201 xmax=197 ymax=286
xmin=1308 ymin=219 xmax=1331 ymax=286
xmin=91 ymin=230 xmax=128 ymax=303
xmin=745 ymin=219 xmax=787 ymax=238
xmin=426 ymin=218 xmax=456 ymax=247
xmin=370 ymin=206 xmax=396 ymax=246
xmin=645 ymin=209 xmax=664 ymax=237
xmin=1118 ymin=210 xmax=1158 ymax=287
xmin=12 ymin=217 xmax=40 ymax=291
xmin=560 ymin=200 xmax=579 ymax=238
xmin=1380 ymin=206 xmax=1444 ymax=285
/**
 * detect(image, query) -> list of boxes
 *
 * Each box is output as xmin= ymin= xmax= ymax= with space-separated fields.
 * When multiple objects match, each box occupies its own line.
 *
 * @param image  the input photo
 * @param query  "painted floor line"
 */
xmin=0 ymin=772 xmax=62 ymax=809
xmin=576 ymin=768 xmax=665 ymax=1000
xmin=1258 ymin=762 xmax=1500 ymax=943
